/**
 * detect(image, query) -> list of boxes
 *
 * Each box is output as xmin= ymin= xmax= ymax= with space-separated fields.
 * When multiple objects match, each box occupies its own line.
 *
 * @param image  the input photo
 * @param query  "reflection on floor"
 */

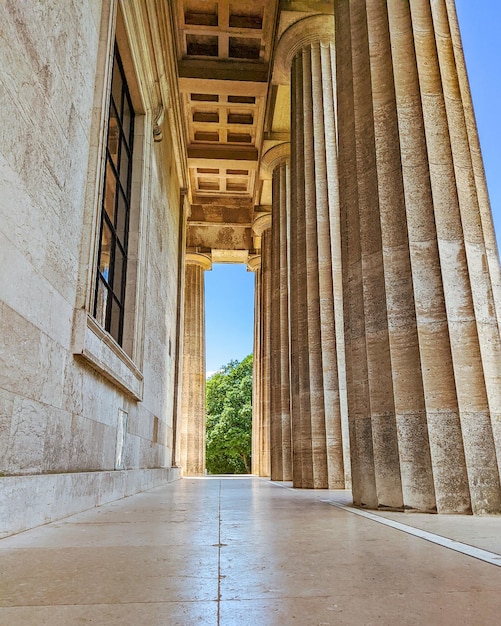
xmin=1 ymin=476 xmax=501 ymax=625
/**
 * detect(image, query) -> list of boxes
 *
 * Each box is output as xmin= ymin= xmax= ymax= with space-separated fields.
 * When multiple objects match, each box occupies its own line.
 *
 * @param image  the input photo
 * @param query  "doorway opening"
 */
xmin=205 ymin=264 xmax=254 ymax=474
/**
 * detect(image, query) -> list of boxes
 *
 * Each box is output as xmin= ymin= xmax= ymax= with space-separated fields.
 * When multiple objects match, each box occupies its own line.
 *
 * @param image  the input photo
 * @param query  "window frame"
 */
xmin=93 ymin=44 xmax=135 ymax=347
xmin=72 ymin=1 xmax=152 ymax=401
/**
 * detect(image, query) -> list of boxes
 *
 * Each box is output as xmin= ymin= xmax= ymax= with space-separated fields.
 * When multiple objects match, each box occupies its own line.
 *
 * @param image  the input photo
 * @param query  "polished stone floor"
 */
xmin=1 ymin=477 xmax=501 ymax=625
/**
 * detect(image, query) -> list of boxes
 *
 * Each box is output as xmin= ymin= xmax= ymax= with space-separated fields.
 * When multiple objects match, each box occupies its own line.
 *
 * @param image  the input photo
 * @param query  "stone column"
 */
xmin=179 ymin=252 xmax=211 ymax=476
xmin=273 ymin=15 xmax=345 ymax=489
xmin=262 ymin=144 xmax=293 ymax=482
xmin=336 ymin=0 xmax=501 ymax=513
xmin=444 ymin=0 xmax=501 ymax=331
xmin=444 ymin=0 xmax=501 ymax=482
xmin=252 ymin=213 xmax=272 ymax=477
xmin=248 ymin=254 xmax=262 ymax=476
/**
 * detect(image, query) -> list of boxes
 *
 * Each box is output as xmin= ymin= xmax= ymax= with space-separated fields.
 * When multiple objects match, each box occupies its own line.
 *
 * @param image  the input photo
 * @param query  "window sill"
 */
xmin=73 ymin=310 xmax=144 ymax=401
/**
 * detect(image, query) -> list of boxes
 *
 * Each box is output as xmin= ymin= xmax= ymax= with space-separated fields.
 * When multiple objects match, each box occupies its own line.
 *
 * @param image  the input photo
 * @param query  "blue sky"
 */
xmin=205 ymin=264 xmax=254 ymax=373
xmin=205 ymin=3 xmax=501 ymax=373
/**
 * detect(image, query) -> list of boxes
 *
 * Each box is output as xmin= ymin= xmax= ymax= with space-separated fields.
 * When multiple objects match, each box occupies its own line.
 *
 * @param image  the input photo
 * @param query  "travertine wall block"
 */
xmin=0 ymin=1 xmax=182 ymax=487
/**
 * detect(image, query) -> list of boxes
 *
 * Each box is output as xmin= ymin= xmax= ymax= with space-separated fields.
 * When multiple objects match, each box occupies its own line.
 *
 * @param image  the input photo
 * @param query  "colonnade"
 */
xmin=252 ymin=1 xmax=501 ymax=514
xmin=179 ymin=1 xmax=501 ymax=514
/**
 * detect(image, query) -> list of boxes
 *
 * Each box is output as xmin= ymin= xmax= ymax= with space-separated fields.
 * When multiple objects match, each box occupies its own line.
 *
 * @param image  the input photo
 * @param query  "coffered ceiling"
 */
xmin=169 ymin=0 xmax=333 ymax=262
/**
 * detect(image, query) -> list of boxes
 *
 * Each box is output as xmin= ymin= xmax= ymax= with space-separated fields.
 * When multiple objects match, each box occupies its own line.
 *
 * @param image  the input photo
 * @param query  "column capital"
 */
xmin=247 ymin=254 xmax=262 ymax=272
xmin=252 ymin=212 xmax=272 ymax=236
xmin=260 ymin=142 xmax=291 ymax=180
xmin=185 ymin=252 xmax=212 ymax=271
xmin=272 ymin=14 xmax=335 ymax=85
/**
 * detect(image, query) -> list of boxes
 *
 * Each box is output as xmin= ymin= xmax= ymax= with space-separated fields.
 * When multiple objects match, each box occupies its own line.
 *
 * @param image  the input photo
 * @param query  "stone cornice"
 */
xmin=272 ymin=14 xmax=335 ymax=85
xmin=148 ymin=0 xmax=189 ymax=187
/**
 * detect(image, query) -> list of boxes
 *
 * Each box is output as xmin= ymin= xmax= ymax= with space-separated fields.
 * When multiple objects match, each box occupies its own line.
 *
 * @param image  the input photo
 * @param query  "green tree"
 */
xmin=206 ymin=354 xmax=253 ymax=474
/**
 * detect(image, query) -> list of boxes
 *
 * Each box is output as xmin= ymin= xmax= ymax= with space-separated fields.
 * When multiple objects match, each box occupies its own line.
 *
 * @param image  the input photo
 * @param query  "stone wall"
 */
xmin=0 ymin=0 xmax=183 ymax=487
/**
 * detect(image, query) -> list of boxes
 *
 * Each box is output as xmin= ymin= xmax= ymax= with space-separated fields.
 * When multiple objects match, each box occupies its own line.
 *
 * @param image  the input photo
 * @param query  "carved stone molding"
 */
xmin=185 ymin=251 xmax=212 ymax=270
xmin=273 ymin=14 xmax=335 ymax=85
xmin=247 ymin=254 xmax=262 ymax=272
xmin=260 ymin=142 xmax=291 ymax=180
xmin=252 ymin=212 xmax=272 ymax=236
xmin=153 ymin=103 xmax=165 ymax=141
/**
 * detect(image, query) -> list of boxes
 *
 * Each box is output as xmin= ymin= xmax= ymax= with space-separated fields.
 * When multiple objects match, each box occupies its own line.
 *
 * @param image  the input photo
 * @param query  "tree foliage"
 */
xmin=206 ymin=354 xmax=253 ymax=474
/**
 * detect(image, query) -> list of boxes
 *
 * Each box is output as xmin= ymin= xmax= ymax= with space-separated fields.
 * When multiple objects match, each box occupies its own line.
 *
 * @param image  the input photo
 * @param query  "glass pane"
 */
xmin=116 ymin=189 xmax=128 ymax=244
xmin=99 ymin=221 xmax=112 ymax=283
xmin=111 ymin=64 xmax=123 ymax=117
xmin=113 ymin=245 xmax=124 ymax=298
xmin=123 ymin=95 xmax=133 ymax=146
xmin=107 ymin=102 xmax=120 ymax=166
xmin=119 ymin=139 xmax=130 ymax=192
xmin=95 ymin=279 xmax=108 ymax=328
xmin=104 ymin=160 xmax=117 ymax=222
xmin=110 ymin=297 xmax=122 ymax=343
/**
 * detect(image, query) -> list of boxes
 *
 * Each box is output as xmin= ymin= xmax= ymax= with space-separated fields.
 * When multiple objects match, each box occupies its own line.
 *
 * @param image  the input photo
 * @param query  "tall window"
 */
xmin=94 ymin=45 xmax=135 ymax=346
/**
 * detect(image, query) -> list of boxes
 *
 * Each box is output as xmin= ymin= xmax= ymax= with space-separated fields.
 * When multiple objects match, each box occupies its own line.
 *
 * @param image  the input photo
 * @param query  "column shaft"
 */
xmin=445 ymin=0 xmax=501 ymax=476
xmin=369 ymin=0 xmax=437 ymax=510
xmin=180 ymin=263 xmax=207 ymax=476
xmin=260 ymin=228 xmax=272 ymax=477
xmin=413 ymin=0 xmax=501 ymax=511
xmin=444 ymin=0 xmax=501 ymax=330
xmin=270 ymin=161 xmax=292 ymax=481
xmin=336 ymin=0 xmax=378 ymax=508
xmin=345 ymin=0 xmax=405 ymax=509
xmin=251 ymin=268 xmax=262 ymax=475
xmin=386 ymin=0 xmax=470 ymax=513
xmin=433 ymin=0 xmax=501 ymax=492
xmin=290 ymin=40 xmax=344 ymax=489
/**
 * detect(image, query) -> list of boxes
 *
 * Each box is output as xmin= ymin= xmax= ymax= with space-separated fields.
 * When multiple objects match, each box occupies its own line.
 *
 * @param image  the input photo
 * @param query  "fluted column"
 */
xmin=261 ymin=228 xmax=272 ymax=478
xmin=248 ymin=254 xmax=262 ymax=476
xmin=422 ymin=0 xmax=501 ymax=512
xmin=179 ymin=252 xmax=211 ymax=476
xmin=274 ymin=15 xmax=345 ymax=489
xmin=337 ymin=0 xmax=501 ymax=513
xmin=444 ymin=0 xmax=501 ymax=477
xmin=444 ymin=0 xmax=501 ymax=331
xmin=252 ymin=213 xmax=272 ymax=477
xmin=336 ymin=0 xmax=377 ymax=508
xmin=262 ymin=144 xmax=293 ymax=481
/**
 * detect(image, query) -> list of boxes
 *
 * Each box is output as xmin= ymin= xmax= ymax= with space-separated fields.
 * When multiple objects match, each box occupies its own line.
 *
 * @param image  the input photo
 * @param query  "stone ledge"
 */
xmin=0 ymin=467 xmax=181 ymax=538
xmin=73 ymin=310 xmax=144 ymax=401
